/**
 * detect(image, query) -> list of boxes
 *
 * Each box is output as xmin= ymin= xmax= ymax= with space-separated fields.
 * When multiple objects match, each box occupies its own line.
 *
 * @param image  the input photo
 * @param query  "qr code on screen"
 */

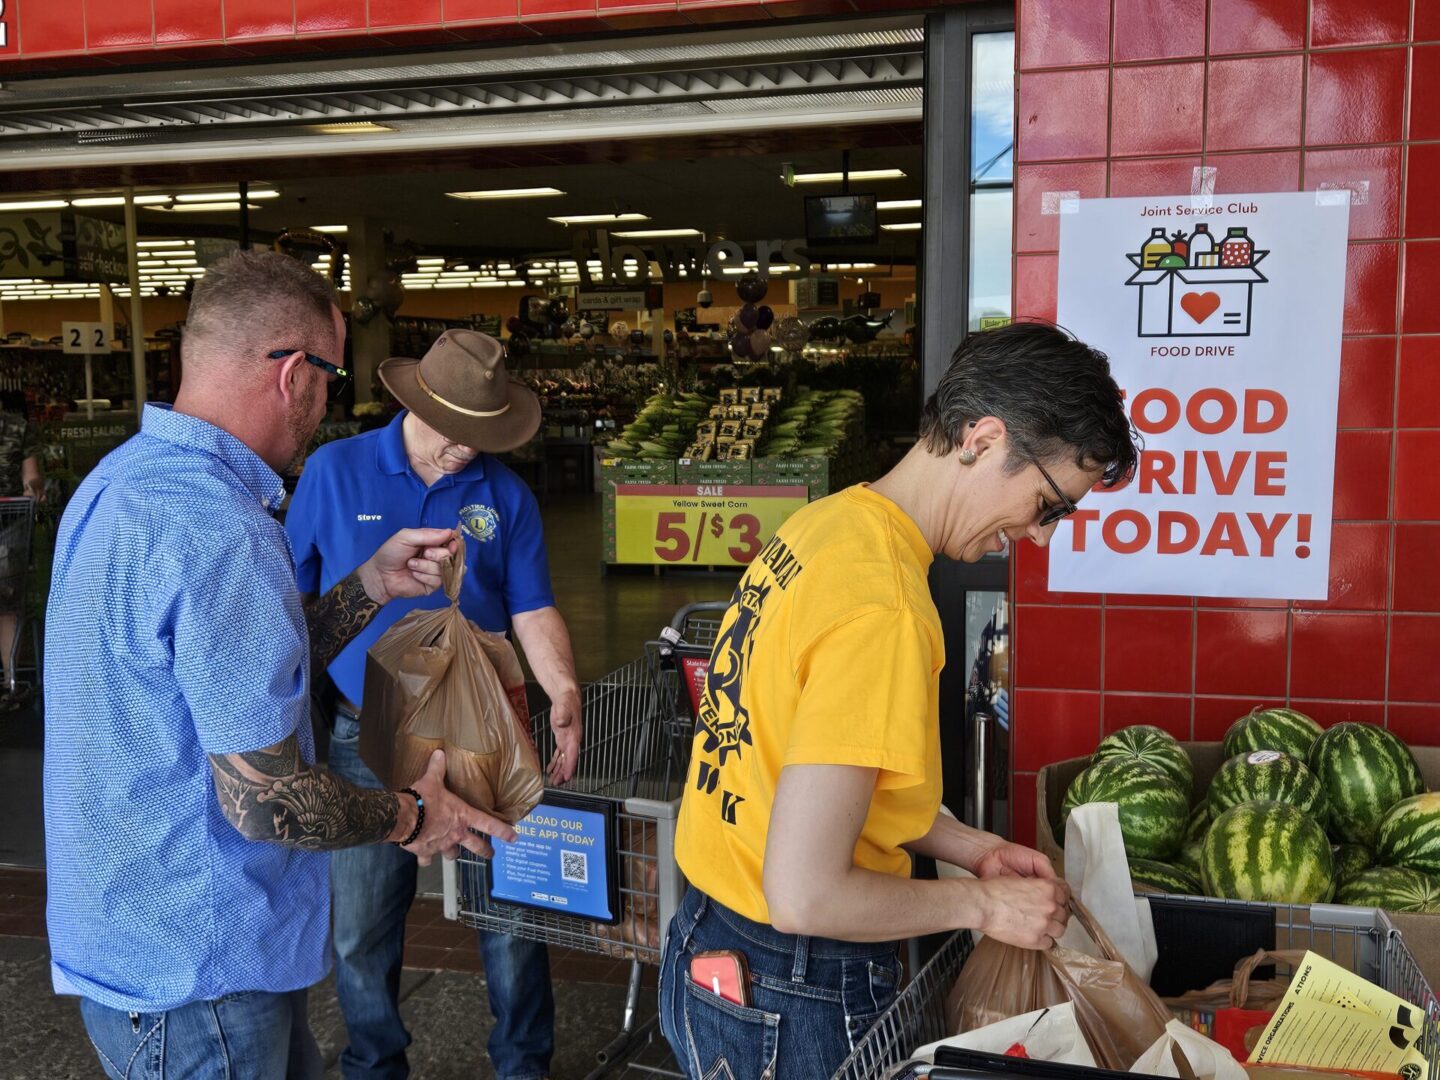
xmin=561 ymin=850 xmax=588 ymax=885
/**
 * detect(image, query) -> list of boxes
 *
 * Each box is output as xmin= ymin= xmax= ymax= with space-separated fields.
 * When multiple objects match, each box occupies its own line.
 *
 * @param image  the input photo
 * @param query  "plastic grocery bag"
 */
xmin=1132 ymin=1019 xmax=1247 ymax=1080
xmin=948 ymin=899 xmax=1172 ymax=1071
xmin=1059 ymin=802 xmax=1158 ymax=982
xmin=359 ymin=536 xmax=544 ymax=823
xmin=912 ymin=1004 xmax=1097 ymax=1069
xmin=1163 ymin=949 xmax=1308 ymax=1012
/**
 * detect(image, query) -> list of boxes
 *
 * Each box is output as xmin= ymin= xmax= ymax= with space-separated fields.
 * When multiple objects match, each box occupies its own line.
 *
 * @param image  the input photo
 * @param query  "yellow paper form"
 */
xmin=1248 ymin=951 xmax=1430 ymax=1078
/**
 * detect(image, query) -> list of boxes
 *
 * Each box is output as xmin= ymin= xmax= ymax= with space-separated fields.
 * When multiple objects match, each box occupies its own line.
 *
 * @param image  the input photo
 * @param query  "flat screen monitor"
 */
xmin=804 ymin=193 xmax=879 ymax=246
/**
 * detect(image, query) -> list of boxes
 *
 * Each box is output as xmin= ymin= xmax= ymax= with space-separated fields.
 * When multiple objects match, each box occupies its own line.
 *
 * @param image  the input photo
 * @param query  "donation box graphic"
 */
xmin=1050 ymin=193 xmax=1350 ymax=601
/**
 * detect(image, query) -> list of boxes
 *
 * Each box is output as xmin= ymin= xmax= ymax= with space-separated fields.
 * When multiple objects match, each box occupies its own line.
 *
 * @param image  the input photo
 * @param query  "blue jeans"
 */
xmin=80 ymin=990 xmax=321 ymax=1080
xmin=659 ymin=888 xmax=902 ymax=1080
xmin=328 ymin=712 xmax=555 ymax=1080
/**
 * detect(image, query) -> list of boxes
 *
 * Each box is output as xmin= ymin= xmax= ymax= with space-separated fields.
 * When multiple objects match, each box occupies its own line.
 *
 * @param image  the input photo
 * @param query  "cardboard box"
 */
xmin=677 ymin=458 xmax=752 ymax=485
xmin=1036 ymin=742 xmax=1440 ymax=986
xmin=600 ymin=459 xmax=675 ymax=487
xmin=1124 ymin=251 xmax=1269 ymax=337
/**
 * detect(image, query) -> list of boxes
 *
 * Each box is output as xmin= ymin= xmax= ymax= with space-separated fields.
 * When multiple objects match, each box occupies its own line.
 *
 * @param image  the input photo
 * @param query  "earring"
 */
xmin=958 ymin=449 xmax=977 ymax=465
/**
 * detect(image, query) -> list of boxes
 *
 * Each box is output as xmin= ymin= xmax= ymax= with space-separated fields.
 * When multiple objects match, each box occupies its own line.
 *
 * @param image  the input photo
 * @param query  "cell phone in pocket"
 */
xmin=690 ymin=950 xmax=751 ymax=1007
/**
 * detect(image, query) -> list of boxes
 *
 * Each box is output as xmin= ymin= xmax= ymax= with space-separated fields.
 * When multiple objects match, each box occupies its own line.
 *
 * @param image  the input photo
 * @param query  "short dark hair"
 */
xmin=919 ymin=321 xmax=1139 ymax=486
xmin=184 ymin=248 xmax=339 ymax=364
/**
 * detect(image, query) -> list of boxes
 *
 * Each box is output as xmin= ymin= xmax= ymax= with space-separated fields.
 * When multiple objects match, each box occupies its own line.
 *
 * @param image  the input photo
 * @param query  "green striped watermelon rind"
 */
xmin=1200 ymin=801 xmax=1335 ymax=905
xmin=1332 ymin=843 xmax=1374 ymax=884
xmin=1335 ymin=866 xmax=1440 ymax=913
xmin=1375 ymin=792 xmax=1440 ymax=878
xmin=1061 ymin=758 xmax=1190 ymax=861
xmin=1222 ymin=707 xmax=1324 ymax=762
xmin=1307 ymin=723 xmax=1425 ymax=847
xmin=1208 ymin=750 xmax=1330 ymax=827
xmin=1129 ymin=858 xmax=1203 ymax=896
xmin=1092 ymin=726 xmax=1194 ymax=797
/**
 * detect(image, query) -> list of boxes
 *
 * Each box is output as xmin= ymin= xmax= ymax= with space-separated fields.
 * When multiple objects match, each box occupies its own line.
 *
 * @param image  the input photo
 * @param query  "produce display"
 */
xmin=1199 ymin=801 xmax=1335 ymax=904
xmin=756 ymin=389 xmax=864 ymax=459
xmin=1334 ymin=867 xmax=1440 ymax=912
xmin=1092 ymin=725 xmax=1193 ymax=797
xmin=1207 ymin=750 xmax=1329 ymax=826
xmin=605 ymin=392 xmax=716 ymax=460
xmin=1307 ymin=723 xmax=1424 ymax=846
xmin=1060 ymin=713 xmax=1440 ymax=911
xmin=1060 ymin=757 xmax=1189 ymax=860
xmin=1222 ymin=706 xmax=1324 ymax=761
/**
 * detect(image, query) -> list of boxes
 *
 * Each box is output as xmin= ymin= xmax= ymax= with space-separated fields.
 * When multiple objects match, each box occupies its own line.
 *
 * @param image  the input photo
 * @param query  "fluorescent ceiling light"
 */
xmin=611 ymin=228 xmax=703 ymax=239
xmin=881 ymin=221 xmax=922 ymax=231
xmin=547 ymin=213 xmax=650 ymax=225
xmin=878 ymin=199 xmax=922 ymax=211
xmin=160 ymin=202 xmax=262 ymax=213
xmin=447 ymin=187 xmax=565 ymax=200
xmin=72 ymin=194 xmax=173 ymax=207
xmin=137 ymin=239 xmax=190 ymax=248
xmin=174 ymin=190 xmax=278 ymax=202
xmin=0 ymin=199 xmax=68 ymax=211
xmin=311 ymin=122 xmax=394 ymax=134
xmin=792 ymin=169 xmax=906 ymax=183
xmin=311 ymin=225 xmax=348 ymax=233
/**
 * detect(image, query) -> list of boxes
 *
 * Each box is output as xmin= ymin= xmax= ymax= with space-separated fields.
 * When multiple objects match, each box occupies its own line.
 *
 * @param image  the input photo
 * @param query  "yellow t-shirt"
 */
xmin=673 ymin=484 xmax=945 ymax=925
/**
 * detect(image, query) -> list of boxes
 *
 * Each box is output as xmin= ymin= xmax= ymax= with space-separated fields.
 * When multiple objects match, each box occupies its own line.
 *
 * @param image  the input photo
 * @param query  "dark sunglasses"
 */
xmin=269 ymin=348 xmax=351 ymax=401
xmin=1035 ymin=459 xmax=1080 ymax=527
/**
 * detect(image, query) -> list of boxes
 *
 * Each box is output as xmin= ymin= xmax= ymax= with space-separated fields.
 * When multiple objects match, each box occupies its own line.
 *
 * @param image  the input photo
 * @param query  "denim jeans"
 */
xmin=659 ymin=887 xmax=902 ymax=1079
xmin=328 ymin=712 xmax=555 ymax=1080
xmin=80 ymin=989 xmax=321 ymax=1080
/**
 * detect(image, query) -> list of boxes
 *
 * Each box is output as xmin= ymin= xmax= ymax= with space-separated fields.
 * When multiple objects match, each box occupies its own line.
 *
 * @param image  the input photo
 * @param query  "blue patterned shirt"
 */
xmin=43 ymin=405 xmax=330 ymax=1012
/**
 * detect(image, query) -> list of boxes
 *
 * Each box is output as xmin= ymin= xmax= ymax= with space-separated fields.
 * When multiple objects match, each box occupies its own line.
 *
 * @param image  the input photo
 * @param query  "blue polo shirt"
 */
xmin=285 ymin=411 xmax=556 ymax=706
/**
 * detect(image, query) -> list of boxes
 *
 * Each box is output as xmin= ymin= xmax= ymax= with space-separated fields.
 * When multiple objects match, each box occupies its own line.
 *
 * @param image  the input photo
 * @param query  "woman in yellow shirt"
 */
xmin=661 ymin=322 xmax=1140 ymax=1079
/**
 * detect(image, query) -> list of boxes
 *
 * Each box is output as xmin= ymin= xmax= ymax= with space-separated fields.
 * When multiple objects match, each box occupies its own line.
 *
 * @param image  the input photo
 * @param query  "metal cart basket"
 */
xmin=443 ymin=601 xmax=729 ymax=1076
xmin=833 ymin=896 xmax=1440 ymax=1080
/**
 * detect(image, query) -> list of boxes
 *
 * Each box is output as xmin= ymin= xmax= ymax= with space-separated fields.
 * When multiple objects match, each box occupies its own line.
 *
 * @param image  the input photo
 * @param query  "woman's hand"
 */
xmin=975 ymin=876 xmax=1070 ymax=949
xmin=972 ymin=841 xmax=1057 ymax=880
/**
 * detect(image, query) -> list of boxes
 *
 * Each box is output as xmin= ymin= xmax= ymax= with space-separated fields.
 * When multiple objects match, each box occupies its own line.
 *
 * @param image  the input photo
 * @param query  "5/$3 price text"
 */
xmin=653 ymin=510 xmax=763 ymax=563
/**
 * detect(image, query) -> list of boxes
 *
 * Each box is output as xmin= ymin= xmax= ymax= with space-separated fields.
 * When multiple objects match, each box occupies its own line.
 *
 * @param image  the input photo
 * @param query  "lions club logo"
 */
xmin=460 ymin=504 xmax=499 ymax=543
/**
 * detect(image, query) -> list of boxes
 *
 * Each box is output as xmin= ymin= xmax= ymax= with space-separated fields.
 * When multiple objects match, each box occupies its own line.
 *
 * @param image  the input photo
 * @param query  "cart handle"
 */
xmin=666 ymin=601 xmax=731 ymax=634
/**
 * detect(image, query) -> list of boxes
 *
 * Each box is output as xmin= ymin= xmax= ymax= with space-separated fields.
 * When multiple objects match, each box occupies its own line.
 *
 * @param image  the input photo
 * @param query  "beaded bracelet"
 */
xmin=393 ymin=788 xmax=424 ymax=847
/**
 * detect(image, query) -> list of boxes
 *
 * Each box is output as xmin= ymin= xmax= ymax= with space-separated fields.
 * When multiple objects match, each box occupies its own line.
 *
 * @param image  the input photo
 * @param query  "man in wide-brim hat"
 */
xmin=288 ymin=329 xmax=581 ymax=1080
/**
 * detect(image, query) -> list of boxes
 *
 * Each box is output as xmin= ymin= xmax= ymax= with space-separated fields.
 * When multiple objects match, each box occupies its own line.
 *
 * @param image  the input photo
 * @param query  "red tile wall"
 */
xmin=1011 ymin=0 xmax=1440 ymax=846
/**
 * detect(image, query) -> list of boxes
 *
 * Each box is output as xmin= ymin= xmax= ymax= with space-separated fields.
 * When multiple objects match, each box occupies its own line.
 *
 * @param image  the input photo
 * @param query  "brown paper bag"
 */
xmin=359 ymin=537 xmax=544 ymax=824
xmin=946 ymin=899 xmax=1174 ymax=1073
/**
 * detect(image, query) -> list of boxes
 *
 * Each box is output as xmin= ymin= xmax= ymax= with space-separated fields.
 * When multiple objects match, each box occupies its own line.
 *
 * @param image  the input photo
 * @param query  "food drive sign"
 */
xmin=1049 ymin=192 xmax=1350 ymax=600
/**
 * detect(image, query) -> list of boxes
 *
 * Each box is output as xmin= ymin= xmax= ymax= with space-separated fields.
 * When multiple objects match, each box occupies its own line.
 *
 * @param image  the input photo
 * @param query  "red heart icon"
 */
xmin=1181 ymin=291 xmax=1221 ymax=324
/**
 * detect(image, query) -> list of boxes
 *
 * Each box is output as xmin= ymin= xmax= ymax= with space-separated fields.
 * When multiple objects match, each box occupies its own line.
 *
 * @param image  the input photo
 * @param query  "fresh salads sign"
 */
xmin=1049 ymin=192 xmax=1350 ymax=600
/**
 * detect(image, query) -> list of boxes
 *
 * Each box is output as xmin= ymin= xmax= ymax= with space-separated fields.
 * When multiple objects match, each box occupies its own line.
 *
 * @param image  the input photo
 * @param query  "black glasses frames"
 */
xmin=268 ymin=349 xmax=350 ymax=381
xmin=1034 ymin=459 xmax=1080 ymax=527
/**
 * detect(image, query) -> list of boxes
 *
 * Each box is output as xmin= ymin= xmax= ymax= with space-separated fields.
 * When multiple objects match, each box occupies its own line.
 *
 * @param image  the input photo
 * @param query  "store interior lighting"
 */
xmin=547 ymin=213 xmax=650 ymax=225
xmin=881 ymin=222 xmax=922 ymax=231
xmin=447 ymin=188 xmax=566 ymax=200
xmin=311 ymin=225 xmax=348 ymax=233
xmin=877 ymin=199 xmax=922 ymax=211
xmin=610 ymin=228 xmax=704 ymax=238
xmin=791 ymin=169 xmax=906 ymax=183
xmin=311 ymin=122 xmax=395 ymax=134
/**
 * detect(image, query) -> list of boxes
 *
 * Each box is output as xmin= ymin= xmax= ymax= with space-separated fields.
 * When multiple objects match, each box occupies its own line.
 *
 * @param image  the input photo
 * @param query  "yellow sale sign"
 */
xmin=614 ymin=484 xmax=808 ymax=566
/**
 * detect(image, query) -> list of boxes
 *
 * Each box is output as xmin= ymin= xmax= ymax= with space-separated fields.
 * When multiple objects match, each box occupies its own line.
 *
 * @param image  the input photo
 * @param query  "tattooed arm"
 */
xmin=209 ymin=737 xmax=518 ymax=859
xmin=208 ymin=734 xmax=409 ymax=849
xmin=301 ymin=527 xmax=460 ymax=681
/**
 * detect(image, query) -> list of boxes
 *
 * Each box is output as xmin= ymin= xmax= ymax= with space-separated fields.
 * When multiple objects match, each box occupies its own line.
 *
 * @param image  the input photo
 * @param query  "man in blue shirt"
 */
xmin=44 ymin=251 xmax=518 ymax=1080
xmin=287 ymin=329 xmax=581 ymax=1080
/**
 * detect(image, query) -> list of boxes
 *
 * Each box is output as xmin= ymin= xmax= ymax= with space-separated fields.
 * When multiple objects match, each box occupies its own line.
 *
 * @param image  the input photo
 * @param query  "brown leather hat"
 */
xmin=378 ymin=330 xmax=541 ymax=453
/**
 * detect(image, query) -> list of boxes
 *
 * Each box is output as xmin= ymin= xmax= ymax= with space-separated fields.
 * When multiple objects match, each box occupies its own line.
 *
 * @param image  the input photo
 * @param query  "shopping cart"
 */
xmin=833 ymin=895 xmax=1440 ymax=1080
xmin=444 ymin=601 xmax=730 ymax=1079
xmin=0 ymin=496 xmax=37 ymax=695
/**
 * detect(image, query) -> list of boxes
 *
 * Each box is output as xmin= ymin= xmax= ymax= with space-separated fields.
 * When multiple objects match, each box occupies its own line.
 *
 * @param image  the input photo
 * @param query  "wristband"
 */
xmin=393 ymin=788 xmax=424 ymax=847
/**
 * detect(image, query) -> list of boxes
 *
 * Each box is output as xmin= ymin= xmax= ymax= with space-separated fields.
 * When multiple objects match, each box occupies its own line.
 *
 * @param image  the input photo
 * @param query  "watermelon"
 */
xmin=1223 ymin=706 xmax=1323 ymax=761
xmin=1061 ymin=758 xmax=1189 ymax=860
xmin=1177 ymin=804 xmax=1210 ymax=876
xmin=1335 ymin=867 xmax=1440 ymax=913
xmin=1200 ymin=802 xmax=1335 ymax=904
xmin=1332 ymin=843 xmax=1374 ymax=884
xmin=1093 ymin=726 xmax=1193 ymax=797
xmin=1308 ymin=723 xmax=1424 ymax=846
xmin=1375 ymin=792 xmax=1440 ymax=878
xmin=1129 ymin=859 xmax=1203 ymax=895
xmin=1208 ymin=750 xmax=1329 ymax=826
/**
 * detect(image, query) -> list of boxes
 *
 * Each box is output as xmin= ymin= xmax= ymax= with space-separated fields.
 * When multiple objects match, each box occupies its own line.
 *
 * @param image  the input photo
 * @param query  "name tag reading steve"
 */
xmin=488 ymin=793 xmax=620 ymax=923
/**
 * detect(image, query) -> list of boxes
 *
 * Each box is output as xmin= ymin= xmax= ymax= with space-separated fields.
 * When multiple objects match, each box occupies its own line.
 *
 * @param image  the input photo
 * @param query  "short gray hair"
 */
xmin=184 ymin=249 xmax=340 ymax=366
